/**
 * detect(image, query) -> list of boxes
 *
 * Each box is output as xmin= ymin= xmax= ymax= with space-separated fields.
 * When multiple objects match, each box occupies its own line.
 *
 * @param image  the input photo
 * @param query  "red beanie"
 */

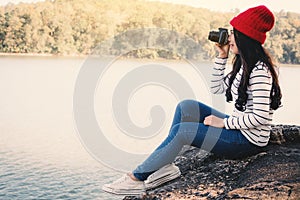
xmin=230 ymin=5 xmax=275 ymax=44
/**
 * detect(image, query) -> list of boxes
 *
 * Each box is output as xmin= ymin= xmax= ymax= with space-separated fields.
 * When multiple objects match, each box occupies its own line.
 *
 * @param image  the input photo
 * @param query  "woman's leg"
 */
xmin=133 ymin=99 xmax=229 ymax=181
xmin=170 ymin=99 xmax=227 ymax=127
xmin=133 ymin=122 xmax=260 ymax=181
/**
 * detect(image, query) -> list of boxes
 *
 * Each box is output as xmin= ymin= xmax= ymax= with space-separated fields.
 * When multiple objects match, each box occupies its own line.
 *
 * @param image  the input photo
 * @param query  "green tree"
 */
xmin=0 ymin=0 xmax=299 ymax=63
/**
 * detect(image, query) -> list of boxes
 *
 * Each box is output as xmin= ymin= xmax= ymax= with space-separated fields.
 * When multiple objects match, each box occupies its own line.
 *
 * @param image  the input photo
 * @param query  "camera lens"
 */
xmin=208 ymin=31 xmax=220 ymax=43
xmin=208 ymin=28 xmax=229 ymax=45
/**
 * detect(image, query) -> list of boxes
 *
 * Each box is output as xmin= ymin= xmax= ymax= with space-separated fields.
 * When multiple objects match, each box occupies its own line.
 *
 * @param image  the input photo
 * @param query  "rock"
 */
xmin=227 ymin=182 xmax=300 ymax=200
xmin=123 ymin=125 xmax=300 ymax=200
xmin=270 ymin=124 xmax=300 ymax=144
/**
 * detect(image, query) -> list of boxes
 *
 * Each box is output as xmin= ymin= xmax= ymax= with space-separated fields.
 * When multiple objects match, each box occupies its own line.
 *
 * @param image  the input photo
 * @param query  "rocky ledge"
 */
xmin=124 ymin=125 xmax=300 ymax=200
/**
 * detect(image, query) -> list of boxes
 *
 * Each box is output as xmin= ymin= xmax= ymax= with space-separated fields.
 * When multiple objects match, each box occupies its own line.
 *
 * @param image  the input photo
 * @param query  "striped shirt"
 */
xmin=211 ymin=57 xmax=273 ymax=147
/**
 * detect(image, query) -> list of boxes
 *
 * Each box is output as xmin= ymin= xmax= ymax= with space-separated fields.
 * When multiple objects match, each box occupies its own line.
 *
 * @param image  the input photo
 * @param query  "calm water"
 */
xmin=0 ymin=56 xmax=299 ymax=200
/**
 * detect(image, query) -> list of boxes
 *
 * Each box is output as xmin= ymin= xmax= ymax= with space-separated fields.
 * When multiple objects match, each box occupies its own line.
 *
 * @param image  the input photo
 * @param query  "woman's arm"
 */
xmin=210 ymin=57 xmax=228 ymax=94
xmin=210 ymin=43 xmax=230 ymax=94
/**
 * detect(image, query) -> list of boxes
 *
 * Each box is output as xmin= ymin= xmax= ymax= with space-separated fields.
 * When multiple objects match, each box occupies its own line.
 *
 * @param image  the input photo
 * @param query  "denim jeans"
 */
xmin=133 ymin=99 xmax=262 ymax=181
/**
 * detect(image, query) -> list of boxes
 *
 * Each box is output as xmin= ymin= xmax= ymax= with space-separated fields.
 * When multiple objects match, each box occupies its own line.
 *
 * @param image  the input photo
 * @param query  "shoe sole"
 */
xmin=102 ymin=170 xmax=180 ymax=195
xmin=102 ymin=184 xmax=145 ymax=195
xmin=144 ymin=170 xmax=181 ymax=190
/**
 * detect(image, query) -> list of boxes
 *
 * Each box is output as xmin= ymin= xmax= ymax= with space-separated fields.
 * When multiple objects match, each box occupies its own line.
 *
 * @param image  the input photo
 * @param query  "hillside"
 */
xmin=0 ymin=0 xmax=299 ymax=63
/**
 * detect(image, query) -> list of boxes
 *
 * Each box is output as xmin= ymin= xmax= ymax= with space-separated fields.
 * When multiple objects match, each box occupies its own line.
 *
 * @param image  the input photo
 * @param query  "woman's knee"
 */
xmin=176 ymin=99 xmax=201 ymax=122
xmin=177 ymin=99 xmax=198 ymax=109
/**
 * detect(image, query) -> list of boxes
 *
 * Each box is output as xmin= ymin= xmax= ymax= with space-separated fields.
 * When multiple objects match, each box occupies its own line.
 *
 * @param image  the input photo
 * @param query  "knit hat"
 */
xmin=230 ymin=5 xmax=275 ymax=44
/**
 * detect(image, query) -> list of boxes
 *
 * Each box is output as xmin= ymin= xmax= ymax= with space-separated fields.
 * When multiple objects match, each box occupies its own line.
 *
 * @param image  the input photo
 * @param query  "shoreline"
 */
xmin=0 ymin=52 xmax=87 ymax=58
xmin=0 ymin=53 xmax=299 ymax=67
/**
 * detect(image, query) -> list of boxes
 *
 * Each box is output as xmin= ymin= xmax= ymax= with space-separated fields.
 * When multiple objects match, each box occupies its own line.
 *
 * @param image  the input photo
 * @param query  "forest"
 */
xmin=0 ymin=0 xmax=299 ymax=64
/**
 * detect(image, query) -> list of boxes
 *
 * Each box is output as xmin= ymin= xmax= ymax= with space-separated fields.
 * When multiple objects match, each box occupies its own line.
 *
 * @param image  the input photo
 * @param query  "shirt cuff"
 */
xmin=223 ymin=118 xmax=230 ymax=129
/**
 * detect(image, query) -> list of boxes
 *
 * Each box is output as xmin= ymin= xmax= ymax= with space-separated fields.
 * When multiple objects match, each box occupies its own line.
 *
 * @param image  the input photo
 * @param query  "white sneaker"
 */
xmin=144 ymin=163 xmax=181 ymax=190
xmin=102 ymin=174 xmax=145 ymax=195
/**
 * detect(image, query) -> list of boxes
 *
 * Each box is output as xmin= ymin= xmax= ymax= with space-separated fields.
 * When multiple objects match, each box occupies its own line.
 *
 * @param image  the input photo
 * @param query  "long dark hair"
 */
xmin=225 ymin=29 xmax=282 ymax=111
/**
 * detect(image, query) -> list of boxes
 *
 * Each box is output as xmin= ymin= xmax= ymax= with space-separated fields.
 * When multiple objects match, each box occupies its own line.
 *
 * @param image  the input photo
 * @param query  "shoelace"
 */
xmin=111 ymin=175 xmax=128 ymax=184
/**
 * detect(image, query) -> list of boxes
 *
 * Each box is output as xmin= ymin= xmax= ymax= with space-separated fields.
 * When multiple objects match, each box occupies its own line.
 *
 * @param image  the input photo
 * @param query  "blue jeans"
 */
xmin=133 ymin=100 xmax=262 ymax=181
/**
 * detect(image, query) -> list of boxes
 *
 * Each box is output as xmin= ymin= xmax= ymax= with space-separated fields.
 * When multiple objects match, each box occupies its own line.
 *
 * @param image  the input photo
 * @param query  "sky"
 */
xmin=0 ymin=0 xmax=299 ymax=13
xmin=149 ymin=0 xmax=300 ymax=13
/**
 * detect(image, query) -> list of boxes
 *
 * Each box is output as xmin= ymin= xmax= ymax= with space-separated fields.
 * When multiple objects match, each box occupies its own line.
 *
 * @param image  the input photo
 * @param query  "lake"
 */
xmin=0 ymin=56 xmax=299 ymax=199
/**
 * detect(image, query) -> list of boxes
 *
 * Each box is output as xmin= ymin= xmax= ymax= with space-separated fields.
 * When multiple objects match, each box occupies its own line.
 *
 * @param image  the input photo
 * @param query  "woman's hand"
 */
xmin=204 ymin=115 xmax=225 ymax=128
xmin=215 ymin=43 xmax=230 ymax=59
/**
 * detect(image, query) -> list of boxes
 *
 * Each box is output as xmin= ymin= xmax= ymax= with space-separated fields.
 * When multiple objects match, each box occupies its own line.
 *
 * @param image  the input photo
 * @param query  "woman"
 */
xmin=102 ymin=5 xmax=282 ymax=195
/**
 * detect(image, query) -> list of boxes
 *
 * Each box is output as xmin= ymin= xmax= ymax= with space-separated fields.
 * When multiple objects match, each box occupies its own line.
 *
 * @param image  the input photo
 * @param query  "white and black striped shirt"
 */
xmin=211 ymin=57 xmax=273 ymax=147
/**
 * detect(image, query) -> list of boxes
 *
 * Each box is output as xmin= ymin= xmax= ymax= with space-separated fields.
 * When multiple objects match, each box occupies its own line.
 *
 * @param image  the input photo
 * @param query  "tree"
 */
xmin=0 ymin=0 xmax=298 ymax=63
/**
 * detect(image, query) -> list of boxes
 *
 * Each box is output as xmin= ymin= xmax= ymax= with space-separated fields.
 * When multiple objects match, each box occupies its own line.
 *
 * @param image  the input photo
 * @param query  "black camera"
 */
xmin=208 ymin=28 xmax=229 ymax=45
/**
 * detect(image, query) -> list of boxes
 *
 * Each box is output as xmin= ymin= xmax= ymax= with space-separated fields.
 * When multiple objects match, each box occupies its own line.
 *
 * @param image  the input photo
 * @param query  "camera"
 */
xmin=208 ymin=28 xmax=229 ymax=45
